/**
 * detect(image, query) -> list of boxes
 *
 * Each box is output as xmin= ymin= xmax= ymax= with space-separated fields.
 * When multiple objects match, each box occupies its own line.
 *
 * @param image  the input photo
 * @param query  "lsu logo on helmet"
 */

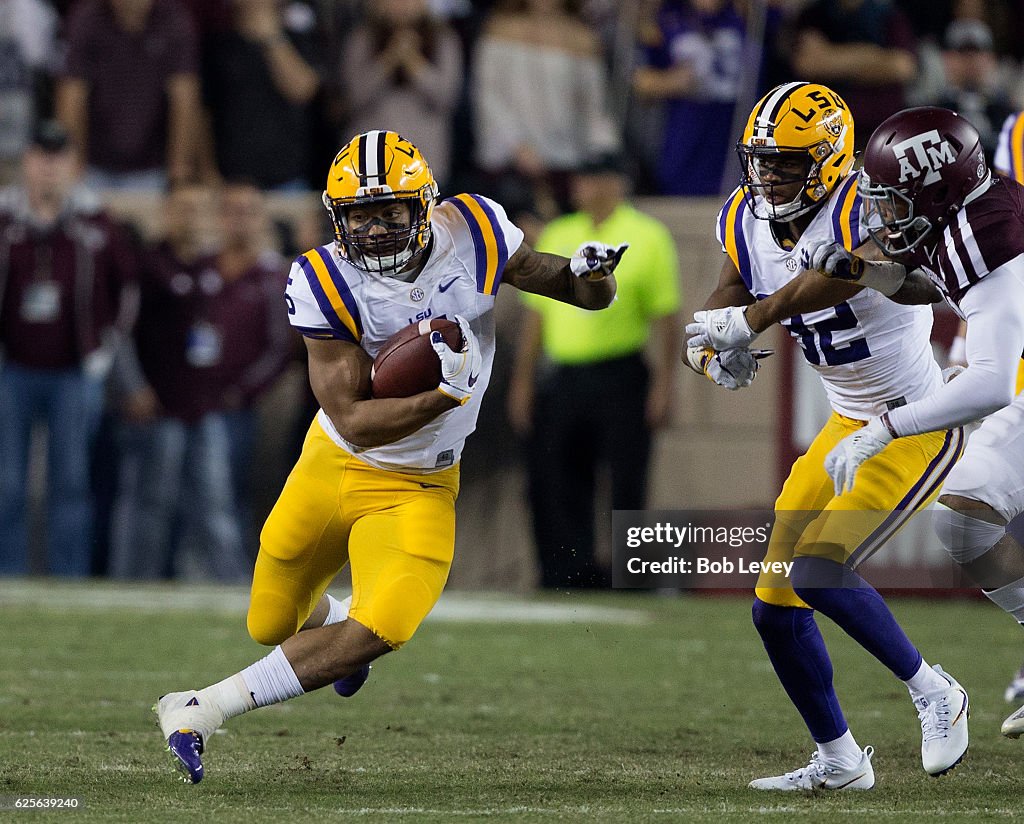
xmin=323 ymin=130 xmax=439 ymax=277
xmin=738 ymin=82 xmax=855 ymax=221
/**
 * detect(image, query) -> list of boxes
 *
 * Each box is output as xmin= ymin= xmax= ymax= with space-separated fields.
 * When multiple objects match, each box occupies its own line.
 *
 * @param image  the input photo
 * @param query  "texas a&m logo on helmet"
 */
xmin=860 ymin=107 xmax=988 ymax=255
xmin=891 ymin=130 xmax=958 ymax=185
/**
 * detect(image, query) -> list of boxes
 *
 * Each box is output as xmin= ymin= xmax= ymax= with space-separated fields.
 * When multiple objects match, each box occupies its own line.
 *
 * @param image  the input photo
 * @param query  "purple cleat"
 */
xmin=166 ymin=730 xmax=205 ymax=784
xmin=155 ymin=691 xmax=222 ymax=785
xmin=333 ymin=664 xmax=371 ymax=697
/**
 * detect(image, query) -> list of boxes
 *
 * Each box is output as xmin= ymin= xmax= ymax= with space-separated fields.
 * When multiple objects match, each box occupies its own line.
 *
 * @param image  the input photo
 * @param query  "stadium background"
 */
xmin=6 ymin=0 xmax=997 ymax=587
xmin=5 ymin=2 xmax=1024 ymax=819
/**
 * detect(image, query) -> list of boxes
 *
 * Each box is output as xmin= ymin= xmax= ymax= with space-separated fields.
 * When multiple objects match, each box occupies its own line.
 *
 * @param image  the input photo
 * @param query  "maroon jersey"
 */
xmin=907 ymin=176 xmax=1024 ymax=309
xmin=134 ymin=244 xmax=291 ymax=423
xmin=0 ymin=202 xmax=137 ymax=370
xmin=209 ymin=251 xmax=292 ymax=405
xmin=62 ymin=0 xmax=199 ymax=173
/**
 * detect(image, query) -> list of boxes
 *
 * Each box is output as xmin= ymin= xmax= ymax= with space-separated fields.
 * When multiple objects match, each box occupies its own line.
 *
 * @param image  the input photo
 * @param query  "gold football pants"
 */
xmin=248 ymin=417 xmax=460 ymax=648
xmin=757 ymin=412 xmax=964 ymax=607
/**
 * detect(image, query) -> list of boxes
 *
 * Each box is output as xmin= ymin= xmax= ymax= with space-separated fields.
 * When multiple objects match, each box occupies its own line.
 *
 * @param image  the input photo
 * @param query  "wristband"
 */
xmin=880 ymin=412 xmax=900 ymax=439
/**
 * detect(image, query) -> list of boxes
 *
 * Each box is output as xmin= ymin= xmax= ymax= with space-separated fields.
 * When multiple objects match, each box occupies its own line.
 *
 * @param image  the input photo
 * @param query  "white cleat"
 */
xmin=1001 ymin=702 xmax=1024 ymax=738
xmin=748 ymin=747 xmax=874 ymax=791
xmin=915 ymin=665 xmax=969 ymax=776
xmin=155 ymin=691 xmax=224 ymax=743
xmin=154 ymin=691 xmax=225 ymax=784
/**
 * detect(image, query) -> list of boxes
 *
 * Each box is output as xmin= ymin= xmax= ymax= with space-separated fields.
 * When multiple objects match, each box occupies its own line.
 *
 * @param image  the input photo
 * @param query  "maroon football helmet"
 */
xmin=860 ymin=107 xmax=988 ymax=256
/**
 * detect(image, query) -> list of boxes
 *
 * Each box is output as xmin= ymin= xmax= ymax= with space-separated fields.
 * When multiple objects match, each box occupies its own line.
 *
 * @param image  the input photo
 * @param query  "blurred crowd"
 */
xmin=7 ymin=0 xmax=1024 ymax=205
xmin=4 ymin=0 xmax=1024 ymax=582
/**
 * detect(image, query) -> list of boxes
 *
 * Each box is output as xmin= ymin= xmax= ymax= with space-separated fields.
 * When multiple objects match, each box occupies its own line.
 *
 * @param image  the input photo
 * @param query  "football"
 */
xmin=370 ymin=318 xmax=463 ymax=399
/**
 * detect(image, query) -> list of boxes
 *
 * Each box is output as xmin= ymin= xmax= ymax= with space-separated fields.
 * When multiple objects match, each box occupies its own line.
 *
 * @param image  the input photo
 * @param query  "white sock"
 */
xmin=324 ymin=594 xmax=351 ymax=627
xmin=817 ymin=729 xmax=863 ymax=770
xmin=196 ymin=673 xmax=256 ymax=723
xmin=903 ymin=658 xmax=949 ymax=702
xmin=239 ymin=646 xmax=305 ymax=709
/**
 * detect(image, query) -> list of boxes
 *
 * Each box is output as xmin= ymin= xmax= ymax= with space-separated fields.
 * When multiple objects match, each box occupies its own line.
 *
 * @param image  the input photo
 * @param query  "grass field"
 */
xmin=1 ymin=581 xmax=1023 ymax=823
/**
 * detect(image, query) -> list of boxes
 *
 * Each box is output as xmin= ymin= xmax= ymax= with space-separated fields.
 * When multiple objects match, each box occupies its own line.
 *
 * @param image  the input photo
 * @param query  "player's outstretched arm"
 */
xmin=743 ymin=268 xmax=862 ymax=334
xmin=699 ymin=241 xmax=897 ymax=339
xmin=305 ymin=337 xmax=458 ymax=448
xmin=502 ymin=241 xmax=620 ymax=309
xmin=856 ymin=243 xmax=943 ymax=305
xmin=687 ymin=255 xmax=862 ymax=349
xmin=888 ymin=269 xmax=944 ymax=305
xmin=803 ymin=240 xmax=942 ymax=305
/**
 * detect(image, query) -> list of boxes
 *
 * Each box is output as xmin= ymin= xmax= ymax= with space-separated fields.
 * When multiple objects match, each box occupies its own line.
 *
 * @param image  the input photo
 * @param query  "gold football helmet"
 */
xmin=323 ymin=130 xmax=439 ymax=276
xmin=737 ymin=82 xmax=855 ymax=221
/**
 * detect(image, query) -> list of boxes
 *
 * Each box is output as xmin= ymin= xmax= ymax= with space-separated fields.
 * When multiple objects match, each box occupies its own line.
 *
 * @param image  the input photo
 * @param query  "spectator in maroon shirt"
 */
xmin=109 ymin=181 xmax=291 ymax=580
xmin=57 ymin=0 xmax=202 ymax=190
xmin=791 ymin=0 xmax=918 ymax=148
xmin=0 ymin=119 xmax=138 ymax=576
xmin=202 ymin=0 xmax=324 ymax=190
xmin=175 ymin=0 xmax=232 ymax=37
xmin=208 ymin=180 xmax=292 ymax=550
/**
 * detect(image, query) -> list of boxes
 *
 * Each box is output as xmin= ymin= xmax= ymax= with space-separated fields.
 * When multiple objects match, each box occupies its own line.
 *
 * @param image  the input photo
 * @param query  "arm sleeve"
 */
xmin=22 ymin=1 xmax=58 ymax=70
xmin=100 ymin=219 xmax=140 ymax=336
xmin=886 ymin=254 xmax=1024 ymax=435
xmin=715 ymin=187 xmax=744 ymax=255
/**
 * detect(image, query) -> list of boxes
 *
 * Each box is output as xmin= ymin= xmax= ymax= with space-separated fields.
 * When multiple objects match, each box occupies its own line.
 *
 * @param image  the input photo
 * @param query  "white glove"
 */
xmin=824 ymin=416 xmax=895 ymax=496
xmin=802 ymin=240 xmax=906 ymax=296
xmin=569 ymin=241 xmax=629 ymax=280
xmin=431 ymin=314 xmax=481 ymax=406
xmin=685 ymin=306 xmax=758 ymax=350
xmin=801 ymin=241 xmax=862 ymax=279
xmin=685 ymin=346 xmax=758 ymax=390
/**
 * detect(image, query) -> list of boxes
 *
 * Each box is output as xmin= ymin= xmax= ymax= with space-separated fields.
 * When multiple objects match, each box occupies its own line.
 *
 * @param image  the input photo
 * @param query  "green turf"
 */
xmin=0 ymin=583 xmax=1022 ymax=822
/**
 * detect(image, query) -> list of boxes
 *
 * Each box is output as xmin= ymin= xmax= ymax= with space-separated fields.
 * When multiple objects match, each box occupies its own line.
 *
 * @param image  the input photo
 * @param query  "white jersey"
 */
xmin=716 ymin=177 xmax=942 ymax=419
xmin=286 ymin=194 xmax=524 ymax=472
